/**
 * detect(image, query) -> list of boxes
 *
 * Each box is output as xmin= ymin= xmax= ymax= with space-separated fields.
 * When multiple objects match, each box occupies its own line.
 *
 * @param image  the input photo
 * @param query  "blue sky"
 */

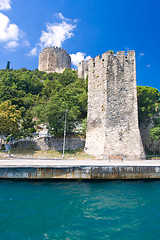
xmin=0 ymin=0 xmax=160 ymax=90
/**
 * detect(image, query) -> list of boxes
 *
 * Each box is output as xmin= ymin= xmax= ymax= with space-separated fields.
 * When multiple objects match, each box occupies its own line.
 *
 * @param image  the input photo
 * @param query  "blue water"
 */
xmin=0 ymin=180 xmax=160 ymax=240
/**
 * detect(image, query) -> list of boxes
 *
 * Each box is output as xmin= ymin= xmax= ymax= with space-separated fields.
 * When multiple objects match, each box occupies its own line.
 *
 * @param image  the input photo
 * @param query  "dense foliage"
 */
xmin=150 ymin=127 xmax=160 ymax=142
xmin=137 ymin=86 xmax=160 ymax=124
xmin=0 ymin=100 xmax=22 ymax=147
xmin=0 ymin=68 xmax=87 ymax=137
xmin=137 ymin=86 xmax=160 ymax=143
xmin=33 ymin=69 xmax=87 ymax=136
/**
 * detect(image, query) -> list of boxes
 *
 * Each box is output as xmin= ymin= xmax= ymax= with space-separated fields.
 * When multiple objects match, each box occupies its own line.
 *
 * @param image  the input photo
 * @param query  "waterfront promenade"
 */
xmin=0 ymin=158 xmax=160 ymax=167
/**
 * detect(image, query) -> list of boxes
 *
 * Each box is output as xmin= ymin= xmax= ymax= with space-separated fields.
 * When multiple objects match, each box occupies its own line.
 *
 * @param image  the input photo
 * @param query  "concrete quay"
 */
xmin=0 ymin=158 xmax=160 ymax=180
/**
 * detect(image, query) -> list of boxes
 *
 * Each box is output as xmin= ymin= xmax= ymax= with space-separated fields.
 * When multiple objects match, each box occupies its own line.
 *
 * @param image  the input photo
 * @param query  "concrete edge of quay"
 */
xmin=0 ymin=158 xmax=160 ymax=179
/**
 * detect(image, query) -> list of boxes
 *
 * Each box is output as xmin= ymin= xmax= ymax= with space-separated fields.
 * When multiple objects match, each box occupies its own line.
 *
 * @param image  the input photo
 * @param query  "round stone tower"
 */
xmin=38 ymin=46 xmax=71 ymax=73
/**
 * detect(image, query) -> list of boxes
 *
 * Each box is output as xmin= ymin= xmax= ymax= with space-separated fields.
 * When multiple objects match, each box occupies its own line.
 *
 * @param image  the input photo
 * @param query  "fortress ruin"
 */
xmin=38 ymin=46 xmax=145 ymax=160
xmin=84 ymin=50 xmax=145 ymax=160
xmin=38 ymin=46 xmax=71 ymax=73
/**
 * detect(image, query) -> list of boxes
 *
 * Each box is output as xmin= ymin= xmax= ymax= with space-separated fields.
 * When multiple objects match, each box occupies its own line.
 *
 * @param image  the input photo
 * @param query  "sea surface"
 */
xmin=0 ymin=180 xmax=160 ymax=240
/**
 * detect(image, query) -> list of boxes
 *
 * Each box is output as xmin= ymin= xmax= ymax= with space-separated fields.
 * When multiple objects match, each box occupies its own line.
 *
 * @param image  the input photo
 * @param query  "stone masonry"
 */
xmin=78 ymin=61 xmax=88 ymax=79
xmin=13 ymin=137 xmax=85 ymax=151
xmin=85 ymin=50 xmax=145 ymax=160
xmin=38 ymin=46 xmax=71 ymax=73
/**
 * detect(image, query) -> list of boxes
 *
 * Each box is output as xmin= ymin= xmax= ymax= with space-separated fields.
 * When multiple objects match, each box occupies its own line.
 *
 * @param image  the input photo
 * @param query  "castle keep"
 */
xmin=85 ymin=50 xmax=145 ymax=160
xmin=38 ymin=46 xmax=71 ymax=73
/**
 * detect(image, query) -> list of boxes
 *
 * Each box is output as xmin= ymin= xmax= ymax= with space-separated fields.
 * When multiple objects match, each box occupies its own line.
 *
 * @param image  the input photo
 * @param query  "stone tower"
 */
xmin=85 ymin=50 xmax=145 ymax=160
xmin=38 ymin=46 xmax=71 ymax=73
xmin=78 ymin=61 xmax=88 ymax=79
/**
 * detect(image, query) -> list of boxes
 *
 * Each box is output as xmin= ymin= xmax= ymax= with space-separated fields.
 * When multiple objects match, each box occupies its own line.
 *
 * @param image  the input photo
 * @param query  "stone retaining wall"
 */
xmin=13 ymin=137 xmax=85 ymax=151
xmin=12 ymin=132 xmax=160 ymax=155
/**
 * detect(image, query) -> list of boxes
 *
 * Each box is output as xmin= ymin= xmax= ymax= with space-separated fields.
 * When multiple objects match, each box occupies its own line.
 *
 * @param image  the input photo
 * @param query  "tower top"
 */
xmin=38 ymin=46 xmax=71 ymax=73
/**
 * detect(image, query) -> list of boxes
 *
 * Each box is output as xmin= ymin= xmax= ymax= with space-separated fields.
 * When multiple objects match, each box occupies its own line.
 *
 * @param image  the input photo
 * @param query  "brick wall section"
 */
xmin=85 ymin=50 xmax=145 ymax=160
xmin=38 ymin=46 xmax=71 ymax=73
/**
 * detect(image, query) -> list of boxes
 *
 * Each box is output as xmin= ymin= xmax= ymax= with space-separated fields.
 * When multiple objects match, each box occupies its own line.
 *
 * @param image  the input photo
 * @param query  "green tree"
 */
xmin=18 ymin=110 xmax=36 ymax=138
xmin=81 ymin=117 xmax=87 ymax=135
xmin=6 ymin=61 xmax=10 ymax=70
xmin=137 ymin=86 xmax=160 ymax=153
xmin=150 ymin=127 xmax=160 ymax=142
xmin=34 ymin=69 xmax=87 ymax=136
xmin=137 ymin=86 xmax=160 ymax=124
xmin=0 ymin=100 xmax=22 ymax=148
xmin=0 ymin=68 xmax=87 ymax=138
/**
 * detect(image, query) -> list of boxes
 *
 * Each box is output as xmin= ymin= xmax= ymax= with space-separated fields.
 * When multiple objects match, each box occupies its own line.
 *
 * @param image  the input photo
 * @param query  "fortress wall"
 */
xmin=85 ymin=50 xmax=145 ymax=160
xmin=38 ymin=47 xmax=71 ymax=73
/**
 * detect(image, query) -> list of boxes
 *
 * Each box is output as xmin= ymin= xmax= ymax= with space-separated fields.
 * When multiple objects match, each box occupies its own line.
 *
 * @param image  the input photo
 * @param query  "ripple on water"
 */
xmin=0 ymin=180 xmax=160 ymax=239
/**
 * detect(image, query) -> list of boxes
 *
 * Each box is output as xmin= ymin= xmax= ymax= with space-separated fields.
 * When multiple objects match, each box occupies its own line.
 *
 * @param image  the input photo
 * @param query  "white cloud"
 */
xmin=40 ymin=21 xmax=76 ymax=48
xmin=70 ymin=52 xmax=91 ymax=68
xmin=0 ymin=0 xmax=11 ymax=10
xmin=28 ymin=13 xmax=77 ymax=56
xmin=5 ymin=40 xmax=18 ymax=48
xmin=56 ymin=12 xmax=78 ymax=23
xmin=140 ymin=53 xmax=144 ymax=56
xmin=28 ymin=47 xmax=38 ymax=56
xmin=147 ymin=64 xmax=151 ymax=68
xmin=0 ymin=3 xmax=30 ymax=50
xmin=85 ymin=56 xmax=92 ymax=61
xmin=0 ymin=12 xmax=19 ymax=47
xmin=0 ymin=12 xmax=30 ymax=49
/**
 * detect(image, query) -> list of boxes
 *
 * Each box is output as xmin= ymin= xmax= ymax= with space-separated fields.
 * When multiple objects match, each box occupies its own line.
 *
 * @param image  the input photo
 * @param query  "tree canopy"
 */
xmin=0 ymin=68 xmax=87 ymax=137
xmin=150 ymin=127 xmax=160 ymax=142
xmin=137 ymin=86 xmax=160 ymax=124
xmin=0 ymin=100 xmax=22 ymax=147
xmin=137 ymin=86 xmax=160 ymax=146
xmin=33 ymin=69 xmax=87 ymax=136
xmin=0 ymin=100 xmax=21 ymax=135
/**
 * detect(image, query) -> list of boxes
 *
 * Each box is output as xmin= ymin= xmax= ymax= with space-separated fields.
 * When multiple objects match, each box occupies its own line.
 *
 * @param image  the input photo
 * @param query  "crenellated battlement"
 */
xmin=88 ymin=50 xmax=135 ymax=67
xmin=78 ymin=50 xmax=136 ymax=79
xmin=39 ymin=46 xmax=70 ymax=56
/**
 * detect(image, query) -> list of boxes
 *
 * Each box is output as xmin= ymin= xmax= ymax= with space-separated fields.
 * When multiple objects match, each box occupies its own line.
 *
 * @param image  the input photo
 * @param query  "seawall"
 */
xmin=0 ymin=159 xmax=160 ymax=179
